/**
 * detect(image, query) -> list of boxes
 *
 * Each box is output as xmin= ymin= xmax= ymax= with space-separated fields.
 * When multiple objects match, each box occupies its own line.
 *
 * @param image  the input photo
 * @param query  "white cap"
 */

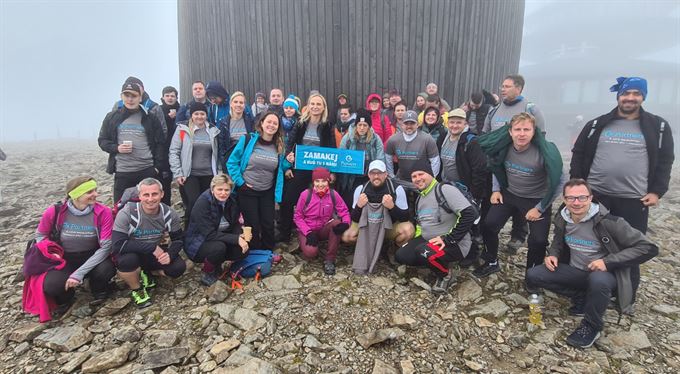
xmin=368 ymin=160 xmax=386 ymax=173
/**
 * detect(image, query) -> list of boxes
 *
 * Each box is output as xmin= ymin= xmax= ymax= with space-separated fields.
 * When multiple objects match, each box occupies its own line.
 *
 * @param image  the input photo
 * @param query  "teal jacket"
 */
xmin=478 ymin=123 xmax=563 ymax=211
xmin=227 ymin=132 xmax=288 ymax=203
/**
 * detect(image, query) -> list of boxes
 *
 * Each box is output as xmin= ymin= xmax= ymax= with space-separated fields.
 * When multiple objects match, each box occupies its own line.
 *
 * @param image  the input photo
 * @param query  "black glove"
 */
xmin=306 ymin=232 xmax=319 ymax=246
xmin=332 ymin=223 xmax=350 ymax=235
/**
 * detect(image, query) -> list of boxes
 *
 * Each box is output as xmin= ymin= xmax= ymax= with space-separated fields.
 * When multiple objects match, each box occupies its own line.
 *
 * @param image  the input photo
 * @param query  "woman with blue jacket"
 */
xmin=169 ymin=101 xmax=220 ymax=222
xmin=227 ymin=111 xmax=288 ymax=250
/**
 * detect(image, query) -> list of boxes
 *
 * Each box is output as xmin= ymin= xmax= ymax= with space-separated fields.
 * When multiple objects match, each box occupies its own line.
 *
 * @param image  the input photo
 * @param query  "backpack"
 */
xmin=231 ymin=249 xmax=274 ymax=278
xmin=416 ymin=182 xmax=480 ymax=224
xmin=360 ymin=178 xmax=396 ymax=199
xmin=303 ymin=186 xmax=338 ymax=216
xmin=127 ymin=202 xmax=173 ymax=236
xmin=113 ymin=186 xmax=140 ymax=218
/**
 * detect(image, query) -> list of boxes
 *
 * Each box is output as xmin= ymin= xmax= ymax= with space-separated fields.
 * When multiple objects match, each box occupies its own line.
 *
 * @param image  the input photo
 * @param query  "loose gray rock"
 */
xmin=372 ymin=359 xmax=398 ymax=374
xmin=216 ymin=358 xmax=281 ymax=374
xmin=409 ymin=277 xmax=431 ymax=291
xmin=356 ymin=328 xmax=405 ymax=349
xmin=34 ymin=326 xmax=93 ymax=352
xmin=8 ymin=322 xmax=47 ymax=342
xmin=81 ymin=343 xmax=133 ymax=373
xmin=388 ymin=313 xmax=417 ymax=329
xmin=61 ymin=352 xmax=91 ymax=373
xmin=469 ymin=299 xmax=510 ymax=318
xmin=113 ymin=326 xmax=142 ymax=343
xmin=206 ymin=281 xmax=232 ymax=303
xmin=456 ymin=279 xmax=483 ymax=302
xmin=262 ymin=275 xmax=301 ymax=290
xmin=652 ymin=303 xmax=680 ymax=317
xmin=606 ymin=325 xmax=652 ymax=352
xmin=210 ymin=338 xmax=241 ymax=363
xmin=212 ymin=303 xmax=267 ymax=331
xmin=140 ymin=346 xmax=190 ymax=370
xmin=93 ymin=297 xmax=130 ymax=317
xmin=150 ymin=330 xmax=180 ymax=348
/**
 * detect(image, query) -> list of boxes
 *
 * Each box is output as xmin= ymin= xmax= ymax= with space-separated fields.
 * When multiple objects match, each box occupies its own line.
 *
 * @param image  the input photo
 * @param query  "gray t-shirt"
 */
xmin=504 ymin=144 xmax=548 ymax=198
xmin=191 ymin=127 xmax=213 ymax=176
xmin=113 ymin=203 xmax=181 ymax=244
xmin=230 ymin=117 xmax=247 ymax=143
xmin=243 ymin=140 xmax=278 ymax=191
xmin=440 ymin=136 xmax=460 ymax=184
xmin=115 ymin=111 xmax=154 ymax=172
xmin=416 ymin=183 xmax=472 ymax=256
xmin=60 ymin=210 xmax=99 ymax=253
xmin=483 ymin=99 xmax=545 ymax=133
xmin=565 ymin=219 xmax=605 ymax=271
xmin=302 ymin=122 xmax=321 ymax=146
xmin=588 ymin=119 xmax=649 ymax=198
xmin=385 ymin=132 xmax=439 ymax=181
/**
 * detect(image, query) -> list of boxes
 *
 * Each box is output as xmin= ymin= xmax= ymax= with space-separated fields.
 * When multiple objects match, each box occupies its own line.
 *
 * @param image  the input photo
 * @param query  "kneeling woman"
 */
xmin=293 ymin=167 xmax=351 ymax=275
xmin=227 ymin=111 xmax=288 ymax=250
xmin=185 ymin=174 xmax=251 ymax=286
xmin=24 ymin=176 xmax=115 ymax=322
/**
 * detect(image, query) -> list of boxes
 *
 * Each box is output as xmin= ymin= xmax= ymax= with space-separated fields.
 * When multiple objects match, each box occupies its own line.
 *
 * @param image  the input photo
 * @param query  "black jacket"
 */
xmin=445 ymin=132 xmax=490 ymax=201
xmin=570 ymin=107 xmax=674 ymax=198
xmin=286 ymin=120 xmax=336 ymax=154
xmin=184 ymin=190 xmax=242 ymax=259
xmin=98 ymin=106 xmax=167 ymax=174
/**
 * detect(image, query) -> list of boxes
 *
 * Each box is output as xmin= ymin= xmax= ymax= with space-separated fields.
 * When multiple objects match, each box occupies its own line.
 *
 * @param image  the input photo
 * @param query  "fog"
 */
xmin=0 ymin=0 xmax=678 ymax=149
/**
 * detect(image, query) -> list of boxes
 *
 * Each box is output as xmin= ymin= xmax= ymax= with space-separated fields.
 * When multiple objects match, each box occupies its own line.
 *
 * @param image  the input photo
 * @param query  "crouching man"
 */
xmin=526 ymin=179 xmax=658 ymax=349
xmin=112 ymin=178 xmax=186 ymax=308
xmin=395 ymin=160 xmax=477 ymax=293
xmin=343 ymin=160 xmax=415 ymax=274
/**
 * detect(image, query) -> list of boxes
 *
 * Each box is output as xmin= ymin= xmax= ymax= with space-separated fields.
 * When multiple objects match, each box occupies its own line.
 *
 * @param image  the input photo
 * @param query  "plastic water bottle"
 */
xmin=528 ymin=294 xmax=542 ymax=325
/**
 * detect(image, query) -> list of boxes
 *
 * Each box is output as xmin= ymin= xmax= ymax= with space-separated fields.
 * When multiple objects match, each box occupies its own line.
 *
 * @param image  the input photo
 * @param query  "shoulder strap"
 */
xmin=659 ymin=121 xmax=666 ymax=149
xmin=50 ymin=201 xmax=63 ymax=241
xmin=160 ymin=204 xmax=173 ymax=232
xmin=487 ymin=104 xmax=501 ymax=123
xmin=386 ymin=178 xmax=396 ymax=197
xmin=330 ymin=188 xmax=337 ymax=216
xmin=525 ymin=101 xmax=535 ymax=114
xmin=360 ymin=181 xmax=371 ymax=195
xmin=304 ymin=187 xmax=314 ymax=209
xmin=435 ymin=183 xmax=454 ymax=214
xmin=128 ymin=202 xmax=141 ymax=235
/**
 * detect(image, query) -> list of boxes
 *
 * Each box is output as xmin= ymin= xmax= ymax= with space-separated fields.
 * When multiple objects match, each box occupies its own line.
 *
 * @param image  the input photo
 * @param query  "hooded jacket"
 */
xmin=98 ymin=106 xmax=167 ymax=174
xmin=365 ymin=94 xmax=393 ymax=146
xmin=168 ymin=122 xmax=220 ymax=179
xmin=184 ymin=190 xmax=242 ymax=260
xmin=205 ymin=81 xmax=230 ymax=125
xmin=421 ymin=107 xmax=448 ymax=150
xmin=438 ymin=130 xmax=490 ymax=200
xmin=293 ymin=188 xmax=351 ymax=236
xmin=548 ymin=203 xmax=658 ymax=314
xmin=570 ymin=107 xmax=674 ymax=198
xmin=217 ymin=114 xmax=255 ymax=170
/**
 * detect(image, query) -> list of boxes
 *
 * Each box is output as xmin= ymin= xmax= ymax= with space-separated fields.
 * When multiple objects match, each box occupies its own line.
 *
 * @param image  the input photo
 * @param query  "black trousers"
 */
xmin=113 ymin=166 xmax=158 ymax=203
xmin=115 ymin=252 xmax=186 ymax=278
xmin=238 ymin=186 xmax=276 ymax=250
xmin=527 ymin=264 xmax=617 ymax=331
xmin=160 ymin=172 xmax=172 ymax=206
xmin=278 ymin=169 xmax=312 ymax=238
xmin=481 ymin=191 xmax=550 ymax=270
xmin=43 ymin=251 xmax=116 ymax=305
xmin=193 ymin=240 xmax=247 ymax=269
xmin=179 ymin=175 xmax=213 ymax=221
xmin=395 ymin=237 xmax=464 ymax=277
xmin=593 ymin=190 xmax=649 ymax=297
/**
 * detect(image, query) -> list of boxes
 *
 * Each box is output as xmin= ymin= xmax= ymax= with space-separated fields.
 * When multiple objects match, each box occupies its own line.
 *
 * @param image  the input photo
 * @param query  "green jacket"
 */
xmin=478 ymin=123 xmax=562 ymax=210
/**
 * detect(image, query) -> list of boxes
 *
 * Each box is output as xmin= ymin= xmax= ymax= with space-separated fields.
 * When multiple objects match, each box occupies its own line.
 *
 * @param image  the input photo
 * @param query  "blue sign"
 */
xmin=294 ymin=145 xmax=365 ymax=175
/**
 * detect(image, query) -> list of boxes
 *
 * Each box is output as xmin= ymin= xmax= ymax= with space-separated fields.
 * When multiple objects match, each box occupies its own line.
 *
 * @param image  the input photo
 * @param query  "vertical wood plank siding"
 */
xmin=178 ymin=0 xmax=524 ymax=109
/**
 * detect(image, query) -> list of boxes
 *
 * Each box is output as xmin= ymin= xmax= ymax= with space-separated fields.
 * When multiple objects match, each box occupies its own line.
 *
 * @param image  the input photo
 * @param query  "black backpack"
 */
xmin=26 ymin=201 xmax=63 ymax=251
xmin=416 ymin=182 xmax=480 ymax=224
xmin=303 ymin=186 xmax=338 ymax=216
xmin=359 ymin=178 xmax=396 ymax=198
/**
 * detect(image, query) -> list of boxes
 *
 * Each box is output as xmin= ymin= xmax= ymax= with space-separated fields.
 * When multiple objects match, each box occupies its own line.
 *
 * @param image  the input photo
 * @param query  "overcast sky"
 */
xmin=0 ymin=0 xmax=179 ymax=142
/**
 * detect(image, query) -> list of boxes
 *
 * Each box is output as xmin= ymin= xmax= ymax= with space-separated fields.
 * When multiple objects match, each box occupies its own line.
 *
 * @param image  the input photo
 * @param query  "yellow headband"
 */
xmin=68 ymin=180 xmax=97 ymax=200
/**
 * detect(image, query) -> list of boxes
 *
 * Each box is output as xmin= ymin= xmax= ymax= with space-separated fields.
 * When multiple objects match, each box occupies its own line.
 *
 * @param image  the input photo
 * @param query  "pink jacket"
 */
xmin=37 ymin=201 xmax=113 ymax=243
xmin=294 ymin=189 xmax=350 ymax=236
xmin=22 ymin=240 xmax=66 ymax=322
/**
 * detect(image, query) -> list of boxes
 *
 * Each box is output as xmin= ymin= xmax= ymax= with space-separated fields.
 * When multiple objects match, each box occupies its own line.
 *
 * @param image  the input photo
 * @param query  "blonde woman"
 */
xmin=217 ymin=91 xmax=255 ymax=170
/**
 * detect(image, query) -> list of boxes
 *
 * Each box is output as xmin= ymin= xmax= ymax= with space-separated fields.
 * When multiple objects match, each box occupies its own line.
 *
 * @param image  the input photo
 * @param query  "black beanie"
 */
xmin=189 ymin=101 xmax=207 ymax=115
xmin=410 ymin=158 xmax=433 ymax=178
xmin=355 ymin=108 xmax=372 ymax=127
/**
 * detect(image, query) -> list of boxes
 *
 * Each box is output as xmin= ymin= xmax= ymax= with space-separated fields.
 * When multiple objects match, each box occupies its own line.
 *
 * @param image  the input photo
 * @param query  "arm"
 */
xmin=293 ymin=191 xmax=312 ymax=236
xmin=534 ymin=173 xmax=567 ymax=213
xmin=442 ymin=206 xmax=476 ymax=246
xmin=546 ymin=217 xmax=565 ymax=258
xmin=35 ymin=205 xmax=58 ymax=242
xmin=388 ymin=185 xmax=409 ymax=223
xmin=569 ymin=119 xmax=594 ymax=179
xmin=168 ymin=127 xmax=183 ymax=179
xmin=426 ymin=137 xmax=441 ymax=177
xmin=334 ymin=190 xmax=351 ymax=224
xmin=227 ymin=135 xmax=247 ymax=187
xmin=602 ymin=218 xmax=659 ymax=270
xmin=466 ymin=140 xmax=490 ymax=200
xmin=97 ymin=112 xmax=119 ymax=154
xmin=350 ymin=185 xmax=364 ymax=223
xmin=649 ymin=117 xmax=674 ymax=198
xmin=528 ymin=104 xmax=546 ymax=135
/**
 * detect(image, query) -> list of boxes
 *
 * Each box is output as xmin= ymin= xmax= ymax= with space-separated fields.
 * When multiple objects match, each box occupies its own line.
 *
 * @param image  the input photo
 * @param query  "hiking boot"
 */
xmin=324 ymin=262 xmax=336 ymax=276
xmin=569 ymin=296 xmax=586 ymax=317
xmin=460 ymin=250 xmax=479 ymax=268
xmin=472 ymin=261 xmax=500 ymax=278
xmin=505 ymin=238 xmax=523 ymax=255
xmin=431 ymin=273 xmax=456 ymax=294
xmin=140 ymin=270 xmax=157 ymax=290
xmin=201 ymin=271 xmax=219 ymax=286
xmin=524 ymin=279 xmax=541 ymax=295
xmin=566 ymin=320 xmax=601 ymax=349
xmin=130 ymin=288 xmax=152 ymax=308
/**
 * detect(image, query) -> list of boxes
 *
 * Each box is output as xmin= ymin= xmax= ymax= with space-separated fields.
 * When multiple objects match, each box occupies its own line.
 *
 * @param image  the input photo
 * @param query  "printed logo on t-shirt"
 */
xmin=368 ymin=211 xmax=384 ymax=224
xmin=252 ymin=147 xmax=278 ymax=161
xmin=505 ymin=160 xmax=535 ymax=175
xmin=118 ymin=123 xmax=144 ymax=134
xmin=601 ymin=129 xmax=644 ymax=145
xmin=395 ymin=149 xmax=419 ymax=159
xmin=133 ymin=227 xmax=163 ymax=241
xmin=62 ymin=222 xmax=96 ymax=238
xmin=440 ymin=148 xmax=456 ymax=160
xmin=565 ymin=235 xmax=599 ymax=253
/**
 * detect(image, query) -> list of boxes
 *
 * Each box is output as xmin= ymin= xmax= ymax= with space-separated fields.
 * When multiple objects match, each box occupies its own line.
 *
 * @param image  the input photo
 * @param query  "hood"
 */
xmin=206 ymin=81 xmax=229 ymax=99
xmin=560 ymin=202 xmax=606 ymax=224
xmin=365 ymin=93 xmax=382 ymax=110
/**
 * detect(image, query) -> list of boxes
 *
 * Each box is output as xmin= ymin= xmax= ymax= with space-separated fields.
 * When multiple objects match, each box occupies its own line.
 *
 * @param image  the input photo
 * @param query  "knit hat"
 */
xmin=283 ymin=95 xmax=299 ymax=112
xmin=255 ymin=92 xmax=266 ymax=100
xmin=121 ymin=81 xmax=141 ymax=95
xmin=610 ymin=76 xmax=647 ymax=99
xmin=410 ymin=158 xmax=433 ymax=177
xmin=189 ymin=101 xmax=207 ymax=114
xmin=162 ymin=86 xmax=178 ymax=96
xmin=355 ymin=108 xmax=371 ymax=126
xmin=311 ymin=167 xmax=331 ymax=181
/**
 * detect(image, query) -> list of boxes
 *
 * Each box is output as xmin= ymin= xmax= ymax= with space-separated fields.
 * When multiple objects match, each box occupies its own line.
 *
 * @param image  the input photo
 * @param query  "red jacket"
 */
xmin=365 ymin=93 xmax=393 ymax=147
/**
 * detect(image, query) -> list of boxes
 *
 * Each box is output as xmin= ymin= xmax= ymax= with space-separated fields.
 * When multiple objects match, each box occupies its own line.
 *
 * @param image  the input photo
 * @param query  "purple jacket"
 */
xmin=293 ymin=189 xmax=350 ymax=236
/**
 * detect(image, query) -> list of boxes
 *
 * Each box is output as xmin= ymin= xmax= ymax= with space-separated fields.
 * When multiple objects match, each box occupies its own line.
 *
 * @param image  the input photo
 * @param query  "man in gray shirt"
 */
xmin=395 ymin=159 xmax=477 ymax=294
xmin=527 ymin=179 xmax=657 ymax=349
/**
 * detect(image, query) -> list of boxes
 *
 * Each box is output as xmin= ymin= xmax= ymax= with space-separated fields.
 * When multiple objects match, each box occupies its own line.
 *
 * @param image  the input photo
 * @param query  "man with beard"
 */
xmin=570 ymin=76 xmax=674 ymax=301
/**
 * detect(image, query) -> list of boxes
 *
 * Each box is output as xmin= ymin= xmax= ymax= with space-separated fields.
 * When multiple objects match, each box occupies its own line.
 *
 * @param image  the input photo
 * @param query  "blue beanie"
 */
xmin=610 ymin=77 xmax=647 ymax=99
xmin=283 ymin=95 xmax=299 ymax=112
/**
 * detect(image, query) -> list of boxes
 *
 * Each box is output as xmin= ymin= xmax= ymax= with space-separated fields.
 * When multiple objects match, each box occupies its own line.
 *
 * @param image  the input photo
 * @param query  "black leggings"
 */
xmin=278 ymin=170 xmax=312 ymax=237
xmin=238 ymin=186 xmax=276 ymax=250
xmin=43 ymin=252 xmax=116 ymax=305
xmin=113 ymin=166 xmax=158 ymax=203
xmin=192 ymin=240 xmax=247 ymax=268
xmin=179 ymin=175 xmax=213 ymax=221
xmin=115 ymin=252 xmax=186 ymax=278
xmin=395 ymin=237 xmax=464 ymax=277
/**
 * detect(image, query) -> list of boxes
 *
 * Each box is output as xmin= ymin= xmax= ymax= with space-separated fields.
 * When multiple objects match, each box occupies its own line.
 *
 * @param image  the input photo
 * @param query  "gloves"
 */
xmin=306 ymin=232 xmax=319 ymax=247
xmin=332 ymin=223 xmax=350 ymax=235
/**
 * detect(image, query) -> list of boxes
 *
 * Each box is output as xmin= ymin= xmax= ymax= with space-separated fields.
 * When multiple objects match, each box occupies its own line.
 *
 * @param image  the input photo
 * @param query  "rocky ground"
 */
xmin=0 ymin=140 xmax=679 ymax=374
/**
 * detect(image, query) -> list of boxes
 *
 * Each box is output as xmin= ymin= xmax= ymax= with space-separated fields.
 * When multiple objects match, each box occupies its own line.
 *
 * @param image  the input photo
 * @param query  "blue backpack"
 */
xmin=231 ymin=249 xmax=274 ymax=278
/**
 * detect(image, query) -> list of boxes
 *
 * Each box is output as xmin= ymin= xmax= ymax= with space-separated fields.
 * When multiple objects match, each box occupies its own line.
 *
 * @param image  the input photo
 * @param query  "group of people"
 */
xmin=22 ymin=74 xmax=673 ymax=350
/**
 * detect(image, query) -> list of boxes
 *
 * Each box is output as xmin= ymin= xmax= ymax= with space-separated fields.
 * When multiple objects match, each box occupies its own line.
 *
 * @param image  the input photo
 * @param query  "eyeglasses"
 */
xmin=564 ymin=195 xmax=591 ymax=203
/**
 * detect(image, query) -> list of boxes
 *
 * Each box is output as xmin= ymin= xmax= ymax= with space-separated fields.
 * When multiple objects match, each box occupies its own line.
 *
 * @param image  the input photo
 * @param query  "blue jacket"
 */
xmin=217 ymin=114 xmax=255 ymax=170
xmin=227 ymin=132 xmax=288 ymax=203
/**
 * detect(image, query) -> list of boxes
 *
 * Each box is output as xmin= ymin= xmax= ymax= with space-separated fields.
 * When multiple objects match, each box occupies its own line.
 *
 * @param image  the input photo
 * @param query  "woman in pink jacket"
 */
xmin=293 ymin=167 xmax=350 ymax=275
